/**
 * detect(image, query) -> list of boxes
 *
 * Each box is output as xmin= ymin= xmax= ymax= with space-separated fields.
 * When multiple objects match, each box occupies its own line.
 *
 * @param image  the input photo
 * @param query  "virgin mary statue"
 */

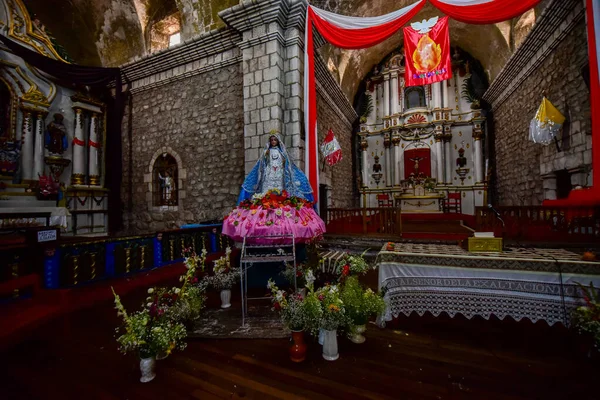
xmin=222 ymin=133 xmax=325 ymax=243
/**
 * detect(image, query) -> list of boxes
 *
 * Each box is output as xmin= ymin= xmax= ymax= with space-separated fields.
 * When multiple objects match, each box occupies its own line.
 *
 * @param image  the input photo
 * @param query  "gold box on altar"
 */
xmin=468 ymin=237 xmax=503 ymax=252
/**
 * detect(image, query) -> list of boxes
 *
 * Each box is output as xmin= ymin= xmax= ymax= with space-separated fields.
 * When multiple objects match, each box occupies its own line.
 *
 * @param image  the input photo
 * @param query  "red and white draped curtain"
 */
xmin=304 ymin=0 xmax=555 ymax=208
xmin=586 ymin=0 xmax=600 ymax=191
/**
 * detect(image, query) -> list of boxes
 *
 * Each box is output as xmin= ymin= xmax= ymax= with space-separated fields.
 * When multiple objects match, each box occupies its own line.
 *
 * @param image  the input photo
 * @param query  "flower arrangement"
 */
xmin=112 ymin=288 xmax=187 ymax=359
xmin=340 ymin=276 xmax=386 ymax=325
xmin=238 ymin=189 xmax=313 ymax=210
xmin=267 ymin=279 xmax=308 ymax=331
xmin=573 ymin=282 xmax=600 ymax=349
xmin=314 ymin=285 xmax=346 ymax=332
xmin=204 ymin=247 xmax=239 ymax=290
xmin=385 ymin=242 xmax=395 ymax=251
xmin=334 ymin=250 xmax=373 ymax=279
xmin=281 ymin=262 xmax=308 ymax=288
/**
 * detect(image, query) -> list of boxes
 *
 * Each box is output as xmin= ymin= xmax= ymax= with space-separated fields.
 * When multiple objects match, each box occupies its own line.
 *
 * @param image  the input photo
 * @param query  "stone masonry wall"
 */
xmin=492 ymin=22 xmax=590 ymax=206
xmin=316 ymin=91 xmax=356 ymax=208
xmin=121 ymin=64 xmax=244 ymax=233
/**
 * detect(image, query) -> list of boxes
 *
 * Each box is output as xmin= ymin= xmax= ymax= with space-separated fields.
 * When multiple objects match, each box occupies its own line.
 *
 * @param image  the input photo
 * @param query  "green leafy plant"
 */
xmin=359 ymin=93 xmax=374 ymax=123
xmin=340 ymin=276 xmax=386 ymax=325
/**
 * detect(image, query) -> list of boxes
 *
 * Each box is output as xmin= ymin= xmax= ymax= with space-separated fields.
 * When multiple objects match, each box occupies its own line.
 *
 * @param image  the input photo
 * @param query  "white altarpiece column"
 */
xmin=443 ymin=132 xmax=453 ymax=184
xmin=383 ymin=74 xmax=390 ymax=118
xmin=360 ymin=137 xmax=369 ymax=189
xmin=390 ymin=71 xmax=399 ymax=116
xmin=473 ymin=126 xmax=484 ymax=183
xmin=442 ymin=80 xmax=449 ymax=109
xmin=71 ymin=108 xmax=86 ymax=185
xmin=20 ymin=109 xmax=34 ymax=181
xmin=88 ymin=113 xmax=101 ymax=186
xmin=392 ymin=134 xmax=401 ymax=186
xmin=384 ymin=134 xmax=392 ymax=187
xmin=434 ymin=133 xmax=444 ymax=183
xmin=432 ymin=82 xmax=441 ymax=109
xmin=33 ymin=112 xmax=47 ymax=179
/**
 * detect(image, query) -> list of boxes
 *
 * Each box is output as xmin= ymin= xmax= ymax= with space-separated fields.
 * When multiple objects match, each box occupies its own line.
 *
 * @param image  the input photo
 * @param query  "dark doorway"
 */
xmin=319 ymin=184 xmax=329 ymax=218
xmin=555 ymin=169 xmax=571 ymax=199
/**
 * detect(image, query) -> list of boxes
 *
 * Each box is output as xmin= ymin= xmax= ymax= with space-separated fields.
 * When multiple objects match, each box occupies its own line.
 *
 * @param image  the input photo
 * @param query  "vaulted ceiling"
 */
xmin=22 ymin=0 xmax=548 ymax=101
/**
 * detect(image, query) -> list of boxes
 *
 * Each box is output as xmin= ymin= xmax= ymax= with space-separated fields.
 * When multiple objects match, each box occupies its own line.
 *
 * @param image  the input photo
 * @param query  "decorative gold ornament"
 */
xmin=20 ymin=86 xmax=49 ymax=107
xmin=89 ymin=175 xmax=100 ymax=186
xmin=71 ymin=173 xmax=85 ymax=185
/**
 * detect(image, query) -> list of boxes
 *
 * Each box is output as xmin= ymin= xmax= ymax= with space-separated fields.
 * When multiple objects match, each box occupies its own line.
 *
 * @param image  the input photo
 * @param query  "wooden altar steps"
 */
xmin=402 ymin=218 xmax=474 ymax=241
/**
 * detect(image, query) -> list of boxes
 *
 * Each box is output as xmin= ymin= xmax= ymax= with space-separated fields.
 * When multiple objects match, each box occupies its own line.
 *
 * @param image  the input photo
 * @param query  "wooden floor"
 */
xmin=1 ymin=287 xmax=599 ymax=400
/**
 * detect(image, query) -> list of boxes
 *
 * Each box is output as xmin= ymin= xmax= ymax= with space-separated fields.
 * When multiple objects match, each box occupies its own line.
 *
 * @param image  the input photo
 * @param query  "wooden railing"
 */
xmin=476 ymin=206 xmax=600 ymax=243
xmin=38 ymin=224 xmax=232 ymax=289
xmin=326 ymin=207 xmax=402 ymax=236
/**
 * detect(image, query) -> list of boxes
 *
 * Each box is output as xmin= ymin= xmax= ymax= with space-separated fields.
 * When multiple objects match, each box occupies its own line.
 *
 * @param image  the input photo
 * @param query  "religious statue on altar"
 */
xmin=222 ymin=132 xmax=325 ymax=244
xmin=45 ymin=113 xmax=68 ymax=155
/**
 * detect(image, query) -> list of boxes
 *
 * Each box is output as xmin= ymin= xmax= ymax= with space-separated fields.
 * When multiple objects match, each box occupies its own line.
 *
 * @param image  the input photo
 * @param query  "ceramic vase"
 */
xmin=289 ymin=330 xmax=307 ymax=362
xmin=322 ymin=329 xmax=339 ymax=361
xmin=349 ymin=324 xmax=366 ymax=344
xmin=220 ymin=289 xmax=231 ymax=308
xmin=139 ymin=356 xmax=156 ymax=383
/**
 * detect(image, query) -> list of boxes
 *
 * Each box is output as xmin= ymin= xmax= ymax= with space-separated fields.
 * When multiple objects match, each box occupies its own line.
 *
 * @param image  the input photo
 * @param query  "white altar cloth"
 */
xmin=377 ymin=244 xmax=600 ymax=326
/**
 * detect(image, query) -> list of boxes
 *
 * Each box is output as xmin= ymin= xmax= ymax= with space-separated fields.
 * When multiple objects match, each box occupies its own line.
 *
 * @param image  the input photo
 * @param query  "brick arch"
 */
xmin=145 ymin=146 xmax=187 ymax=211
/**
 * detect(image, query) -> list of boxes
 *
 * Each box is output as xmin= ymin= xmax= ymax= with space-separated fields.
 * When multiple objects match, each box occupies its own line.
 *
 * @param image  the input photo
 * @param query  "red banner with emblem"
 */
xmin=403 ymin=16 xmax=451 ymax=87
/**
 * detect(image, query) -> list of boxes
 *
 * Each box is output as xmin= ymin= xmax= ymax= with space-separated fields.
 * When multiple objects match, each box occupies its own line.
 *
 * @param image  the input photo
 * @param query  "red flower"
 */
xmin=342 ymin=265 xmax=350 ymax=276
xmin=259 ymin=211 xmax=265 ymax=218
xmin=274 ymin=302 xmax=281 ymax=311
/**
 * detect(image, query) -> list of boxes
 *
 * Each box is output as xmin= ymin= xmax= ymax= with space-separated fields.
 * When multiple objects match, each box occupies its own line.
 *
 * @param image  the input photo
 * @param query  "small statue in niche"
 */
xmin=371 ymin=155 xmax=383 ymax=185
xmin=372 ymin=155 xmax=382 ymax=173
xmin=45 ymin=113 xmax=68 ymax=155
xmin=158 ymin=171 xmax=174 ymax=202
xmin=456 ymin=148 xmax=467 ymax=168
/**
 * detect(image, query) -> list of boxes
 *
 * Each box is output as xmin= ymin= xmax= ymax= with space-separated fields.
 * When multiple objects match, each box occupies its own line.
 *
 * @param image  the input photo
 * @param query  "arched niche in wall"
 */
xmin=146 ymin=147 xmax=186 ymax=212
xmin=404 ymin=86 xmax=426 ymax=110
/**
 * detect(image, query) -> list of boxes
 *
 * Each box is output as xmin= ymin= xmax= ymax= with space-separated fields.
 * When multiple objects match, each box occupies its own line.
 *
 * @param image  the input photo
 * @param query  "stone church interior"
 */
xmin=1 ymin=0 xmax=599 ymax=397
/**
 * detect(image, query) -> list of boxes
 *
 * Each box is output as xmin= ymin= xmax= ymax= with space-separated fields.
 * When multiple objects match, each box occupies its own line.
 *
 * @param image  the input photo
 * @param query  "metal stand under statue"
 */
xmin=239 ymin=234 xmax=296 ymax=326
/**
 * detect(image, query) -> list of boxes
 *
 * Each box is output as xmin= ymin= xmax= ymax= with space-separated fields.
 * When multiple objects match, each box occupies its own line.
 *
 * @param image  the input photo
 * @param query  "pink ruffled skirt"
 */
xmin=222 ymin=205 xmax=326 ymax=245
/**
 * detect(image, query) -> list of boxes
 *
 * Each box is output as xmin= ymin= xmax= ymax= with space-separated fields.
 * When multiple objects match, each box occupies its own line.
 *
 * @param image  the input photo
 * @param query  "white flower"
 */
xmin=226 ymin=246 xmax=232 ymax=256
xmin=174 ymin=288 xmax=181 ymax=294
xmin=305 ymin=270 xmax=315 ymax=285
xmin=201 ymin=248 xmax=207 ymax=256
xmin=275 ymin=209 xmax=283 ymax=216
xmin=147 ymin=302 xmax=153 ymax=307
xmin=147 ymin=288 xmax=154 ymax=294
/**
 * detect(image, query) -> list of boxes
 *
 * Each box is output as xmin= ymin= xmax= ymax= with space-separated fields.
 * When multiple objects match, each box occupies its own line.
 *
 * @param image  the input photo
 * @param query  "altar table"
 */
xmin=394 ymin=193 xmax=444 ymax=213
xmin=377 ymin=243 xmax=600 ymax=326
